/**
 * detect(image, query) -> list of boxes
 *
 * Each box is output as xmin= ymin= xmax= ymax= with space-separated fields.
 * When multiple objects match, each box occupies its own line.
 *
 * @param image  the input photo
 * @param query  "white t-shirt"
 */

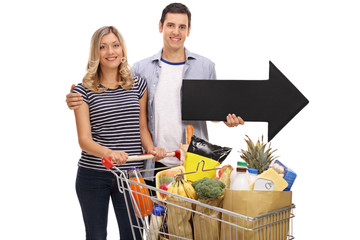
xmin=154 ymin=59 xmax=185 ymax=166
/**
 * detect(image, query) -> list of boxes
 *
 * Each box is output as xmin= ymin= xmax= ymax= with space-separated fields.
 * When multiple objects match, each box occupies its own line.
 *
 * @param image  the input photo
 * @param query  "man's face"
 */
xmin=159 ymin=13 xmax=191 ymax=51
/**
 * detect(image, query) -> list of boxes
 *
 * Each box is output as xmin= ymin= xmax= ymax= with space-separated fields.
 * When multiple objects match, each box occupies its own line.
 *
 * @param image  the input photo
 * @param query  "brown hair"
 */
xmin=160 ymin=3 xmax=191 ymax=28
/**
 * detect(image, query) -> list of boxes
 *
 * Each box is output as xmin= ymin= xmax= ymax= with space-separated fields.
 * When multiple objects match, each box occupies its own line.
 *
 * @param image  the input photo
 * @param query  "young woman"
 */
xmin=73 ymin=26 xmax=165 ymax=240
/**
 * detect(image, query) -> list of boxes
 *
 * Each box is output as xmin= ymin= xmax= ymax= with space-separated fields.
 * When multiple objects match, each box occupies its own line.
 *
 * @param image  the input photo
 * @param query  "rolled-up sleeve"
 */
xmin=209 ymin=62 xmax=217 ymax=80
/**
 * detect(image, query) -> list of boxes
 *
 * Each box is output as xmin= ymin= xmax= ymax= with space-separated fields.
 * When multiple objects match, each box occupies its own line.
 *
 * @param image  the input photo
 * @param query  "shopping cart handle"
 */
xmin=101 ymin=150 xmax=181 ymax=168
xmin=127 ymin=150 xmax=181 ymax=162
xmin=101 ymin=157 xmax=115 ymax=169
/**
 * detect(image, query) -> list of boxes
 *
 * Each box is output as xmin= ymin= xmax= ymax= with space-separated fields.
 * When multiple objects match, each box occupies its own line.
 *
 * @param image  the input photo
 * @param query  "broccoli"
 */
xmin=192 ymin=177 xmax=225 ymax=200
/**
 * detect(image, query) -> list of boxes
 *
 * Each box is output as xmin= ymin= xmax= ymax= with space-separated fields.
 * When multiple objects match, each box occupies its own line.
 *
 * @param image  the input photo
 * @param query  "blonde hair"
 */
xmin=83 ymin=26 xmax=133 ymax=92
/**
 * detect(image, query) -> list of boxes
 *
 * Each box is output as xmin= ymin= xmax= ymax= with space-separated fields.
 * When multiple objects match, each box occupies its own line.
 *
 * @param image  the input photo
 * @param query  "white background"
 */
xmin=1 ymin=0 xmax=359 ymax=239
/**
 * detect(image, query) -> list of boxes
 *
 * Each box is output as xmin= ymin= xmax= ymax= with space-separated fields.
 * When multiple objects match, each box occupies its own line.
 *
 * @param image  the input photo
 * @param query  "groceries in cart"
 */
xmin=101 ymin=131 xmax=297 ymax=240
xmin=179 ymin=134 xmax=297 ymax=192
xmin=127 ymin=167 xmax=153 ymax=217
xmin=237 ymin=135 xmax=297 ymax=191
xmin=184 ymin=135 xmax=232 ymax=182
xmin=149 ymin=205 xmax=165 ymax=240
xmin=229 ymin=161 xmax=251 ymax=190
xmin=155 ymin=166 xmax=187 ymax=200
xmin=166 ymin=175 xmax=198 ymax=200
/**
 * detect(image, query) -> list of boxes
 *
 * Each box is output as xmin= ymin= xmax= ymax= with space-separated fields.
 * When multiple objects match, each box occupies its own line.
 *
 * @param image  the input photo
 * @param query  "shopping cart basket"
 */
xmin=102 ymin=157 xmax=295 ymax=240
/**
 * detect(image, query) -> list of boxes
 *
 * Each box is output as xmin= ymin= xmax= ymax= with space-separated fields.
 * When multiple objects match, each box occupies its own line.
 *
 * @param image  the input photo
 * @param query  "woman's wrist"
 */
xmin=103 ymin=148 xmax=112 ymax=157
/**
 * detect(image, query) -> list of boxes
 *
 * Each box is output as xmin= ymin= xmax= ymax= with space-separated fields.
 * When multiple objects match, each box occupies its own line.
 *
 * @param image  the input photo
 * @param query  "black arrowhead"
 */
xmin=181 ymin=61 xmax=309 ymax=141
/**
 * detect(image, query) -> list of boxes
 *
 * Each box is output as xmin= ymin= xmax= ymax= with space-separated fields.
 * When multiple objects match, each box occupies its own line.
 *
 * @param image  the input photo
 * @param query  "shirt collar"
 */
xmin=151 ymin=48 xmax=196 ymax=63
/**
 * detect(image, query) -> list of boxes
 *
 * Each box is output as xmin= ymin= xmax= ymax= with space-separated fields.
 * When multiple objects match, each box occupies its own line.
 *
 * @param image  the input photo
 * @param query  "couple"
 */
xmin=67 ymin=3 xmax=244 ymax=239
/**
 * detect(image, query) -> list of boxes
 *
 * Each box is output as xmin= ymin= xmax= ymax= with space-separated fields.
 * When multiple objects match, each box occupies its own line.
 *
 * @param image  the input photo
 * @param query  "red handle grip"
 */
xmin=101 ymin=157 xmax=115 ymax=169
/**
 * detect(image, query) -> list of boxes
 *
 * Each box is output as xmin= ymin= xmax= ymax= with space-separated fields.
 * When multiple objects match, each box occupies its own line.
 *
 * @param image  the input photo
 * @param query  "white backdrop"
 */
xmin=1 ymin=0 xmax=359 ymax=239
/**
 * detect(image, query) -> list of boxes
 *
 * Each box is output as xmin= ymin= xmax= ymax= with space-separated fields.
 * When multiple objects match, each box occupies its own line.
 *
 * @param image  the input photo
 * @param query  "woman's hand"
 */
xmin=148 ymin=147 xmax=166 ymax=162
xmin=106 ymin=150 xmax=128 ymax=165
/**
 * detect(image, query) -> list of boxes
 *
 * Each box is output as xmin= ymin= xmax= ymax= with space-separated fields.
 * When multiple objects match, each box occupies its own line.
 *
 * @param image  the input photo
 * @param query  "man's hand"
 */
xmin=148 ymin=147 xmax=167 ymax=162
xmin=224 ymin=113 xmax=245 ymax=127
xmin=66 ymin=84 xmax=83 ymax=110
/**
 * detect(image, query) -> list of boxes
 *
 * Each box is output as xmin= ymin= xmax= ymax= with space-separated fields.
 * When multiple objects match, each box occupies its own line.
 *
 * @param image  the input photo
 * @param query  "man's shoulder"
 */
xmin=185 ymin=49 xmax=216 ymax=79
xmin=132 ymin=52 xmax=160 ymax=80
xmin=187 ymin=50 xmax=215 ymax=66
xmin=133 ymin=51 xmax=160 ymax=69
xmin=190 ymin=52 xmax=213 ymax=62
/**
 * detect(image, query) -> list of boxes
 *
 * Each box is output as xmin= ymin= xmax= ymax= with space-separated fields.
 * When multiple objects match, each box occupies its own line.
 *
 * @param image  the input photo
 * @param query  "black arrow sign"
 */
xmin=181 ymin=61 xmax=309 ymax=141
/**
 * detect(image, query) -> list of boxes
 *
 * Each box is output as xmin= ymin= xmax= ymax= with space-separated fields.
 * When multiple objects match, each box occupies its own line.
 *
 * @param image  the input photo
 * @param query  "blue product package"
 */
xmin=274 ymin=160 xmax=297 ymax=191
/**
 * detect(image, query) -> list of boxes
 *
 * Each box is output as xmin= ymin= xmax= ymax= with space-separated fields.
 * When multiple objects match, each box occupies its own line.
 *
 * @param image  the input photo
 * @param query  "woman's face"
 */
xmin=99 ymin=32 xmax=123 ymax=70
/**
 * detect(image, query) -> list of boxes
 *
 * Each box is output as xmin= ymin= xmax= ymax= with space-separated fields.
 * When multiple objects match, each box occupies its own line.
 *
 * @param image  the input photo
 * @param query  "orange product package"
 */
xmin=128 ymin=168 xmax=153 ymax=217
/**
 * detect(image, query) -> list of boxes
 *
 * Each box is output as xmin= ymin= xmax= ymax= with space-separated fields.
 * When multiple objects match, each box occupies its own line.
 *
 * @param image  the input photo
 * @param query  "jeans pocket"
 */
xmin=76 ymin=167 xmax=111 ymax=189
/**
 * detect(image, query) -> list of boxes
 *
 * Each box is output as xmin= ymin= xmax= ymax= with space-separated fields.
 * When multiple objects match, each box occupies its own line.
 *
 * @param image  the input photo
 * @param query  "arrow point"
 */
xmin=266 ymin=61 xmax=309 ymax=141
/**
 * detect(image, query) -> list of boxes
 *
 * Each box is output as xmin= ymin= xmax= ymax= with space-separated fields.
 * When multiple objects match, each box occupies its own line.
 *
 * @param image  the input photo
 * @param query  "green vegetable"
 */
xmin=192 ymin=177 xmax=225 ymax=200
xmin=159 ymin=176 xmax=174 ymax=184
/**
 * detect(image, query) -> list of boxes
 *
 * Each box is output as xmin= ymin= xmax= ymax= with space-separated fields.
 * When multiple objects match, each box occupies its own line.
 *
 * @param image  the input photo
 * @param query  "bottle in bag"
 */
xmin=149 ymin=205 xmax=165 ymax=240
xmin=247 ymin=168 xmax=258 ymax=185
xmin=128 ymin=167 xmax=153 ymax=217
xmin=230 ymin=161 xmax=250 ymax=190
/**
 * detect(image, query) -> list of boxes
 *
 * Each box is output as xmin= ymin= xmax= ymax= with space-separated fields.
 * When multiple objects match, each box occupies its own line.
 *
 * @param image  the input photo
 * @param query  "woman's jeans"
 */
xmin=76 ymin=167 xmax=141 ymax=240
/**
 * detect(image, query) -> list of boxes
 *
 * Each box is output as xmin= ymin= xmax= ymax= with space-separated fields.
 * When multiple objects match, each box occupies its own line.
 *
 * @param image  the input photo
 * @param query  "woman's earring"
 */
xmin=121 ymin=57 xmax=126 ymax=63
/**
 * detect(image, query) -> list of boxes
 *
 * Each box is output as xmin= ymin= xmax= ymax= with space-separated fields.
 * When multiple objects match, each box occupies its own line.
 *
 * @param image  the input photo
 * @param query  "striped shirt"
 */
xmin=73 ymin=77 xmax=147 ymax=171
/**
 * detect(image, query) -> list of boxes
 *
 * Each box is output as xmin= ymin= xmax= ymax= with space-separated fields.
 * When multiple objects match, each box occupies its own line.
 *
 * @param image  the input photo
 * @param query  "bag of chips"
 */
xmin=184 ymin=136 xmax=232 ymax=182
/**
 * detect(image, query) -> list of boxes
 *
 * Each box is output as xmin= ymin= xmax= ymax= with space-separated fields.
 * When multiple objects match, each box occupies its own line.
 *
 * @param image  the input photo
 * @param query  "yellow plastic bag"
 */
xmin=184 ymin=152 xmax=220 ymax=182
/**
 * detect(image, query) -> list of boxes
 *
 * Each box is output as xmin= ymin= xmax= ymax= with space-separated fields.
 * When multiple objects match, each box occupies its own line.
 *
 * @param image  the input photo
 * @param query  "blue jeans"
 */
xmin=76 ymin=167 xmax=142 ymax=240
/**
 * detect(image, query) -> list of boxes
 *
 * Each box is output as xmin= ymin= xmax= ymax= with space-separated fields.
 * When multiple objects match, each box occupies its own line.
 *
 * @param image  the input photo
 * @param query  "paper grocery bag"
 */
xmin=193 ymin=197 xmax=224 ymax=240
xmin=166 ymin=198 xmax=193 ymax=240
xmin=220 ymin=190 xmax=292 ymax=240
xmin=179 ymin=143 xmax=189 ymax=166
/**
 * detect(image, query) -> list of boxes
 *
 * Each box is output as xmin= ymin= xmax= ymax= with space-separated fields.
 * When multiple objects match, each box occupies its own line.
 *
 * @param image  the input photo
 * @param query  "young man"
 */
xmin=66 ymin=3 xmax=244 ymax=178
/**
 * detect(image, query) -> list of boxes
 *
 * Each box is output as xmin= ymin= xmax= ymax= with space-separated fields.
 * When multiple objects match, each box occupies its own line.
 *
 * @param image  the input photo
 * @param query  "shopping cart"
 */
xmin=102 ymin=157 xmax=295 ymax=240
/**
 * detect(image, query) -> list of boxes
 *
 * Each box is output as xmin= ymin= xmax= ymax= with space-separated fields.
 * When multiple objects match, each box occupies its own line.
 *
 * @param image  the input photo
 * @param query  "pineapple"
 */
xmin=240 ymin=135 xmax=278 ymax=174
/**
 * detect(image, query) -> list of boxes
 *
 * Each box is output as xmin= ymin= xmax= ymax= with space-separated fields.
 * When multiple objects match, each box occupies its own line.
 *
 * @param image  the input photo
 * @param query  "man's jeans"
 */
xmin=76 ymin=167 xmax=141 ymax=240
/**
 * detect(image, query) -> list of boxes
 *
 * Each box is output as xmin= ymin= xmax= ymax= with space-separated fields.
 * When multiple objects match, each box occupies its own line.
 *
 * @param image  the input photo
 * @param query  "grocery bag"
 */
xmin=187 ymin=135 xmax=231 ymax=163
xmin=184 ymin=136 xmax=231 ymax=182
xmin=179 ymin=143 xmax=189 ymax=165
xmin=220 ymin=190 xmax=292 ymax=240
xmin=166 ymin=197 xmax=193 ymax=240
xmin=184 ymin=152 xmax=221 ymax=182
xmin=193 ymin=196 xmax=224 ymax=240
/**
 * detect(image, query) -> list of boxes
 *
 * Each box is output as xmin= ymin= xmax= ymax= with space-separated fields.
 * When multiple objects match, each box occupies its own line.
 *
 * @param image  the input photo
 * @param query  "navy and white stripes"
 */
xmin=73 ymin=77 xmax=147 ymax=171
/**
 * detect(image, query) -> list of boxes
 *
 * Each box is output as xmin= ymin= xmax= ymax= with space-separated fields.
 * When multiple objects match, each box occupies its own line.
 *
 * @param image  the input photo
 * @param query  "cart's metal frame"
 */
xmin=106 ymin=164 xmax=295 ymax=240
